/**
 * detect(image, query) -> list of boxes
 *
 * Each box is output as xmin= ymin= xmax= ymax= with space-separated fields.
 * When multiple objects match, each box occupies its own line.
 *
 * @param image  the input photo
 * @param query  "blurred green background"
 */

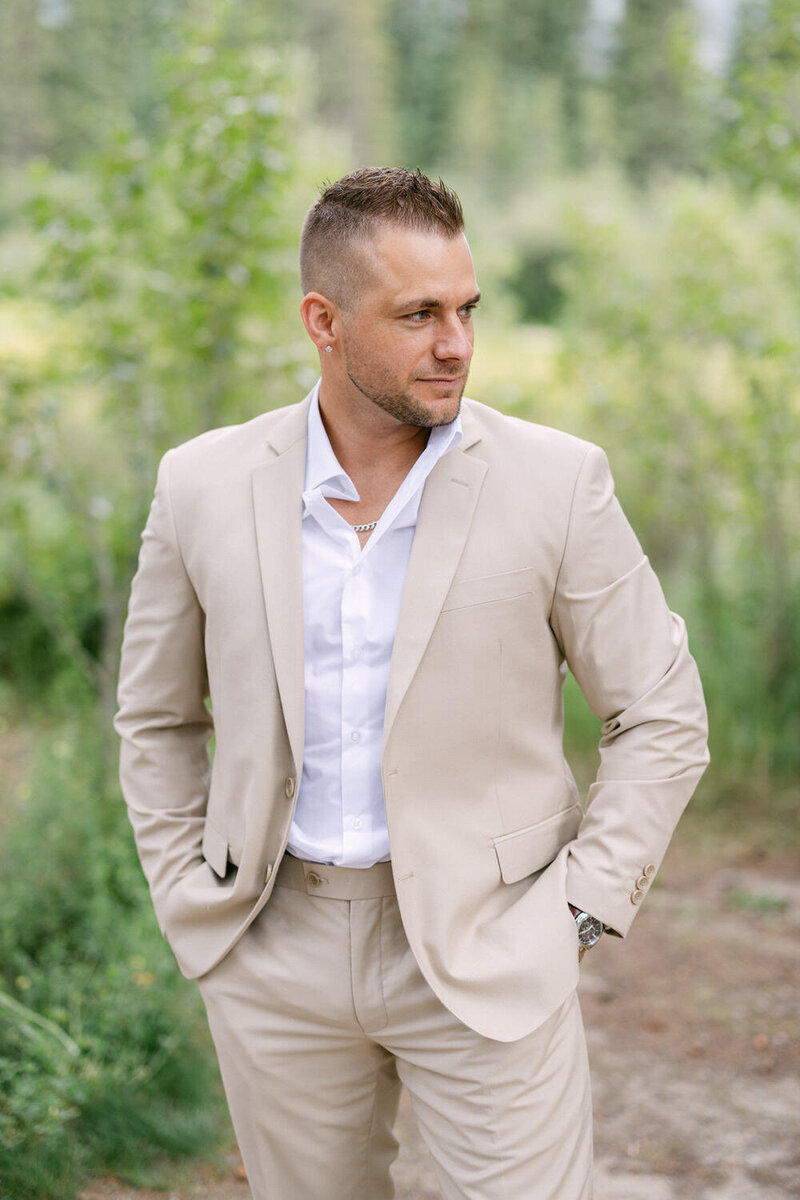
xmin=1 ymin=1 xmax=798 ymax=1195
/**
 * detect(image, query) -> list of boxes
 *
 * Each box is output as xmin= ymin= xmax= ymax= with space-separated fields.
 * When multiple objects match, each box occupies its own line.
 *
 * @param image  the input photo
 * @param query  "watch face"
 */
xmin=575 ymin=912 xmax=604 ymax=948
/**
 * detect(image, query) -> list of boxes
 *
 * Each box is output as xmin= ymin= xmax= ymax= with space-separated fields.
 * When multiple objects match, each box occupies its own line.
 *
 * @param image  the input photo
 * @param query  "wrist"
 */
xmin=570 ymin=906 xmax=604 ymax=951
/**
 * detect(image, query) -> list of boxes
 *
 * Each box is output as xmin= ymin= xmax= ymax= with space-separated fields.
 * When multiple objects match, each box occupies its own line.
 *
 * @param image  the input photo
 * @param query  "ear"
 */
xmin=300 ymin=292 xmax=337 ymax=353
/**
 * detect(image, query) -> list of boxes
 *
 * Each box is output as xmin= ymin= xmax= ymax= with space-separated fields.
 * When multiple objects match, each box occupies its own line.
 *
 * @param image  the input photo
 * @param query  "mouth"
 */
xmin=418 ymin=376 xmax=465 ymax=387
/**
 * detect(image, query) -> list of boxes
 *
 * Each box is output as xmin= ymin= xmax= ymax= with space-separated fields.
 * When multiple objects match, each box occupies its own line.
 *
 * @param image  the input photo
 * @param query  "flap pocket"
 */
xmin=492 ymin=803 xmax=583 ymax=885
xmin=202 ymin=820 xmax=230 ymax=879
xmin=442 ymin=567 xmax=534 ymax=612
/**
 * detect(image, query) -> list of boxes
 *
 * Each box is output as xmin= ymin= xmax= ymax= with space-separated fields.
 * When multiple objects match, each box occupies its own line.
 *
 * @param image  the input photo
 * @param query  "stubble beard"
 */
xmin=345 ymin=366 xmax=467 ymax=429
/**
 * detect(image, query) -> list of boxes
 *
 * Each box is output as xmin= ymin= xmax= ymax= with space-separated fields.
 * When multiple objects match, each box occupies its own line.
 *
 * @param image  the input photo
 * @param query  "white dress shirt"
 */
xmin=287 ymin=382 xmax=462 ymax=867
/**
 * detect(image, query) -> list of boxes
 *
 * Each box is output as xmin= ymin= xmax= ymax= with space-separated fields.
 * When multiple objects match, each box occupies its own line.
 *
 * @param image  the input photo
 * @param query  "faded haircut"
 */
xmin=299 ymin=167 xmax=464 ymax=305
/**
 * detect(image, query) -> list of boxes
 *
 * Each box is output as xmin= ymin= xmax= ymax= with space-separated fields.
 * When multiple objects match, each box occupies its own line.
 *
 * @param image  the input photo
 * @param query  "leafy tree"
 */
xmin=2 ymin=15 xmax=306 ymax=735
xmin=383 ymin=0 xmax=592 ymax=179
xmin=554 ymin=176 xmax=800 ymax=782
xmin=0 ymin=20 xmax=309 ymax=1187
xmin=385 ymin=0 xmax=466 ymax=168
xmin=717 ymin=0 xmax=800 ymax=194
xmin=608 ymin=0 xmax=715 ymax=182
xmin=491 ymin=0 xmax=591 ymax=169
xmin=0 ymin=0 xmax=186 ymax=170
xmin=295 ymin=0 xmax=397 ymax=163
xmin=0 ymin=0 xmax=51 ymax=164
xmin=39 ymin=0 xmax=177 ymax=166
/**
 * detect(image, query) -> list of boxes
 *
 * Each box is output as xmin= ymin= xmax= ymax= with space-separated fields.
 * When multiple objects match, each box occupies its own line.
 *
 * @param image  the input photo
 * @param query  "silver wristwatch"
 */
xmin=573 ymin=910 xmax=604 ymax=950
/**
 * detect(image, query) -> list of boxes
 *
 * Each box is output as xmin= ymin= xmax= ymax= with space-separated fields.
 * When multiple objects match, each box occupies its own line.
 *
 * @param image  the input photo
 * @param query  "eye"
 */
xmin=405 ymin=310 xmax=430 ymax=323
xmin=459 ymin=304 xmax=478 ymax=321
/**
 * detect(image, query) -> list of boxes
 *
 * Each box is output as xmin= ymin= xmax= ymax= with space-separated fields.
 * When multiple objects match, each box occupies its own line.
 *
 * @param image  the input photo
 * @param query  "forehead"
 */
xmin=358 ymin=225 xmax=477 ymax=306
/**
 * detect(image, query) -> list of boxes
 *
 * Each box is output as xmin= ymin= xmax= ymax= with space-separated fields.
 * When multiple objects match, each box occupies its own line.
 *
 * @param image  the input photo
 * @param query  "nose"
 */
xmin=433 ymin=315 xmax=473 ymax=363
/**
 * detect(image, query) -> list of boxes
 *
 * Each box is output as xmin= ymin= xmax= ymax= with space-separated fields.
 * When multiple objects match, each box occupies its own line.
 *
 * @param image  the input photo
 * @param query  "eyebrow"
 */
xmin=399 ymin=291 xmax=482 ymax=311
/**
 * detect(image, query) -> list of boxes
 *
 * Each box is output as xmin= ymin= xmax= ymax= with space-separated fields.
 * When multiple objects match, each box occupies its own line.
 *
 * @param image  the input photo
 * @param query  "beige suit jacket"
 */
xmin=115 ymin=393 xmax=708 ymax=1041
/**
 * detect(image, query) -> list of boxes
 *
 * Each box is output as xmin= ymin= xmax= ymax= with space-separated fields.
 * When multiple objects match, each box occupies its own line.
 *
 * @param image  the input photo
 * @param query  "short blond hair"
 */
xmin=299 ymin=166 xmax=464 ymax=305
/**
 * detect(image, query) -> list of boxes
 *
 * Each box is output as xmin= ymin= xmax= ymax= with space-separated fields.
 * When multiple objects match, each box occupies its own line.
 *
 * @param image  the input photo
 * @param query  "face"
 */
xmin=335 ymin=225 xmax=479 ymax=429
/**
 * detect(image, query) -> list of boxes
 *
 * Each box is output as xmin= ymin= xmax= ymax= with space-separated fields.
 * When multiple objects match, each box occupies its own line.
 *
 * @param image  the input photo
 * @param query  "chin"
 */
xmin=413 ymin=379 xmax=465 ymax=411
xmin=418 ymin=397 xmax=462 ymax=427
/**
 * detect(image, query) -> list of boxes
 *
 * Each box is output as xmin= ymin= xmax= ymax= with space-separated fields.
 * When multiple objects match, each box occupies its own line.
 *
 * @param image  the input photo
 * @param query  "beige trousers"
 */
xmin=197 ymin=856 xmax=593 ymax=1200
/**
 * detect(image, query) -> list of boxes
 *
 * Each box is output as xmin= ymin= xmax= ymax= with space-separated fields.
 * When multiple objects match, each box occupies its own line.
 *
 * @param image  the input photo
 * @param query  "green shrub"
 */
xmin=0 ymin=715 xmax=224 ymax=1198
xmin=500 ymin=171 xmax=800 ymax=794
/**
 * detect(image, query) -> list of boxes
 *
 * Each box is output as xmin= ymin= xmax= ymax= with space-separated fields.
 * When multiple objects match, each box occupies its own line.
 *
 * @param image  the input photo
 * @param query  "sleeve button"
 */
xmin=644 ymin=863 xmax=656 ymax=878
xmin=631 ymin=889 xmax=645 ymax=904
xmin=636 ymin=875 xmax=649 ymax=890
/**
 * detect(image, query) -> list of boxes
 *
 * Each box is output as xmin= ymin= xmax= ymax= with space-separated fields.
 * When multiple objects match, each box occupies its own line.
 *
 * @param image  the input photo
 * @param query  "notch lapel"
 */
xmin=251 ymin=403 xmax=309 ymax=774
xmin=383 ymin=445 xmax=487 ymax=746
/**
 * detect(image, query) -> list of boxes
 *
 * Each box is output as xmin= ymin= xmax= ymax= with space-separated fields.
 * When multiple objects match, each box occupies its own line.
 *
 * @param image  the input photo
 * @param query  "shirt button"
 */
xmin=351 ymin=817 xmax=362 ymax=829
xmin=351 ymin=647 xmax=362 ymax=661
xmin=350 ymin=731 xmax=361 ymax=743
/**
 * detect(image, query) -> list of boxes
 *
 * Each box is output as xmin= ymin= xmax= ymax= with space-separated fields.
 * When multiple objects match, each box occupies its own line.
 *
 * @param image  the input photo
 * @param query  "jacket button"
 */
xmin=644 ymin=863 xmax=656 ymax=878
xmin=306 ymin=871 xmax=322 ymax=887
xmin=636 ymin=875 xmax=649 ymax=890
xmin=631 ymin=889 xmax=645 ymax=904
xmin=285 ymin=776 xmax=296 ymax=799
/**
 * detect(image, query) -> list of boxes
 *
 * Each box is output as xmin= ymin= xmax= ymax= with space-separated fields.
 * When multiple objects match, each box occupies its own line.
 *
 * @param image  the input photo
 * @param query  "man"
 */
xmin=115 ymin=167 xmax=708 ymax=1200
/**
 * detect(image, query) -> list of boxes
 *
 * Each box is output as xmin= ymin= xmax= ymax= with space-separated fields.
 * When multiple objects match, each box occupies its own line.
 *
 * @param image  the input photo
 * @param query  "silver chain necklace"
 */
xmin=351 ymin=520 xmax=378 ymax=533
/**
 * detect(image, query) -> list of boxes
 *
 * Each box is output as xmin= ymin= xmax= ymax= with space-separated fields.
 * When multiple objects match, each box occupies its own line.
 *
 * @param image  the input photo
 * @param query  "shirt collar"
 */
xmin=304 ymin=381 xmax=358 ymax=501
xmin=303 ymin=378 xmax=463 ymax=501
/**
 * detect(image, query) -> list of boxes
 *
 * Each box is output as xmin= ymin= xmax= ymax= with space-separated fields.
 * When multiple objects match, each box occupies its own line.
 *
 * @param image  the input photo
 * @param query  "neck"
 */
xmin=317 ymin=387 xmax=431 ymax=481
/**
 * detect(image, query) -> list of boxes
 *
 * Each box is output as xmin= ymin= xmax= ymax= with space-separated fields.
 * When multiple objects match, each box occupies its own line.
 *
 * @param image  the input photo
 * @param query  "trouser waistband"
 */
xmin=275 ymin=853 xmax=396 ymax=900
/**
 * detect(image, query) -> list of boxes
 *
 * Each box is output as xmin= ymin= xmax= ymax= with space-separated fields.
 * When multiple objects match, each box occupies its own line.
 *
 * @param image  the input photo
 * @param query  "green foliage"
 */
xmin=385 ymin=0 xmax=594 ymax=182
xmin=0 ymin=716 xmax=223 ymax=1198
xmin=506 ymin=172 xmax=800 ymax=787
xmin=717 ymin=0 xmax=800 ymax=194
xmin=27 ymin=23 xmax=303 ymax=446
xmin=1 ymin=22 xmax=304 ymax=1186
xmin=608 ymin=0 xmax=717 ymax=182
xmin=2 ymin=3 xmax=800 ymax=1190
xmin=1 ymin=0 xmax=741 ymax=191
xmin=505 ymin=243 xmax=569 ymax=323
xmin=42 ymin=0 xmax=177 ymax=167
xmin=1 ymin=16 xmax=308 ymax=727
xmin=387 ymin=0 xmax=463 ymax=167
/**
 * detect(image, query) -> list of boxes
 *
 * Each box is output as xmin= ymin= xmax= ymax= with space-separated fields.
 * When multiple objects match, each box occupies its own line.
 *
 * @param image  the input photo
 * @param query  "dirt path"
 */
xmin=81 ymin=827 xmax=800 ymax=1199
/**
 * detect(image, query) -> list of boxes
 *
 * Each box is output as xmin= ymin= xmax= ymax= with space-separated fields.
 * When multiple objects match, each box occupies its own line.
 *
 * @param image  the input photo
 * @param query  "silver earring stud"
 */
xmin=324 ymin=345 xmax=333 ymax=354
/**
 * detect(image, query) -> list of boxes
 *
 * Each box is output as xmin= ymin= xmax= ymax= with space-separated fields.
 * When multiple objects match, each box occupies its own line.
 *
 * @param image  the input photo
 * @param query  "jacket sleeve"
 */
xmin=549 ymin=444 xmax=709 ymax=936
xmin=114 ymin=450 xmax=214 ymax=933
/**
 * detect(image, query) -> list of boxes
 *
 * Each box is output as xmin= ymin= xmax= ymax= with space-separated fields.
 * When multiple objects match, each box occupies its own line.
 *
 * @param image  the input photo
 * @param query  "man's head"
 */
xmin=299 ymin=168 xmax=479 ymax=430
xmin=299 ymin=166 xmax=465 ymax=307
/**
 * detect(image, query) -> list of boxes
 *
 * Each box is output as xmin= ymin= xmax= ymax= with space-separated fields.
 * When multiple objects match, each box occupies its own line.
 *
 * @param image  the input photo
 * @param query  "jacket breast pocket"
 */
xmin=492 ymin=803 xmax=583 ymax=885
xmin=441 ymin=567 xmax=534 ymax=612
